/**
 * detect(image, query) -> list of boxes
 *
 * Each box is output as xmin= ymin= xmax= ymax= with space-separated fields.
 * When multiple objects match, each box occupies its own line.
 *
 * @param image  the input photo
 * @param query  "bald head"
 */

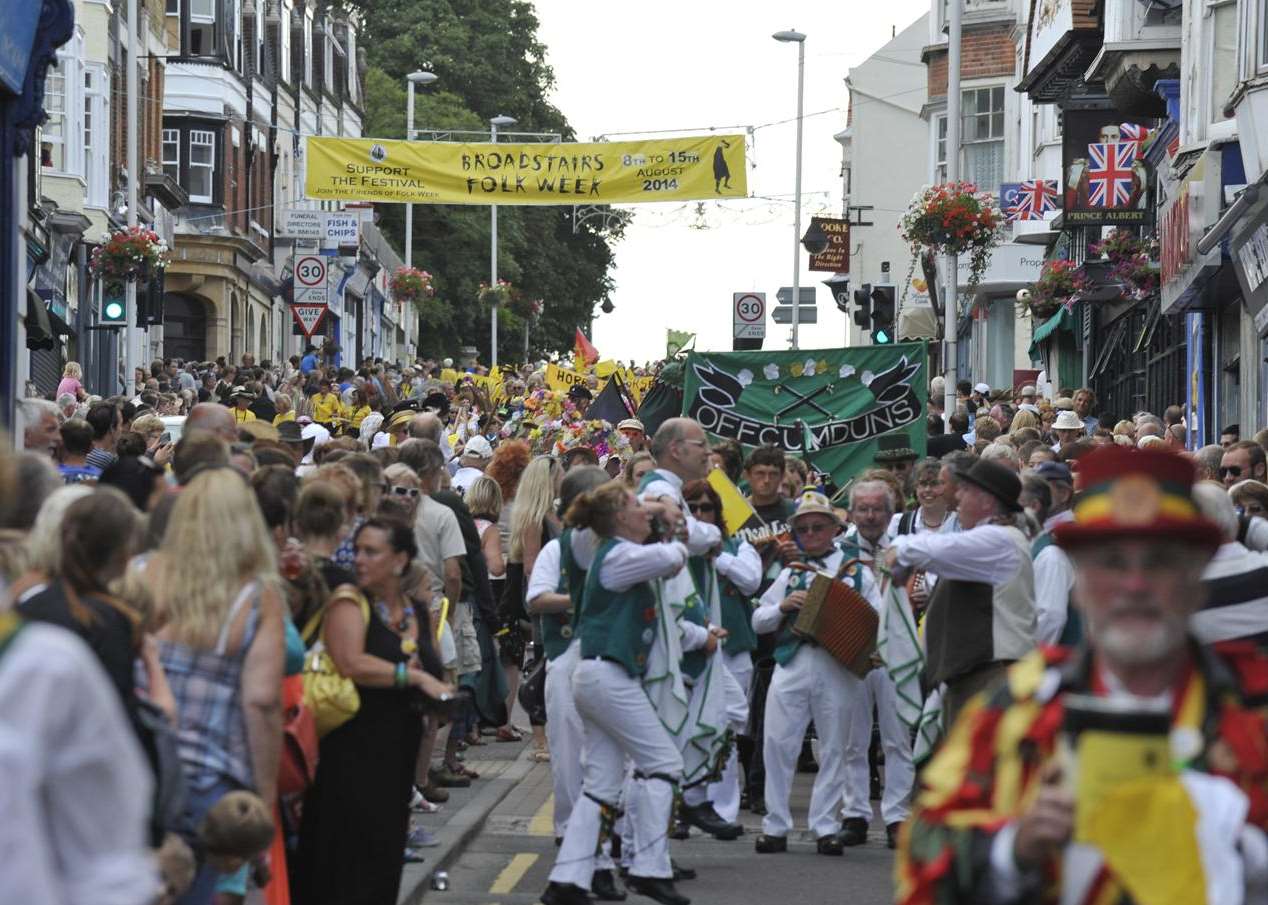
xmin=409 ymin=412 xmax=443 ymax=444
xmin=649 ymin=417 xmax=710 ymax=481
xmin=187 ymin=402 xmax=238 ymax=443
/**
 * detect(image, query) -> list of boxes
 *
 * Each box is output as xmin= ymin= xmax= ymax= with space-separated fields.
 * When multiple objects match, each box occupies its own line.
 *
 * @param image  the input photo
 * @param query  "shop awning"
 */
xmin=1028 ymin=306 xmax=1074 ymax=357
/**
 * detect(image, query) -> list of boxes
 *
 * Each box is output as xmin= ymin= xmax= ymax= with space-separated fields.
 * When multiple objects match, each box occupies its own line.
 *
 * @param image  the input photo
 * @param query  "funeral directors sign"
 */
xmin=682 ymin=343 xmax=926 ymax=486
xmin=304 ymin=134 xmax=748 ymax=205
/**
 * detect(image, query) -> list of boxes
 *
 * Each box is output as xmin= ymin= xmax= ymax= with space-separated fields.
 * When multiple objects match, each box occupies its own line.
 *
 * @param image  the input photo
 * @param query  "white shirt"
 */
xmin=0 ymin=623 xmax=159 ymax=905
xmin=752 ymin=546 xmax=883 ymax=636
xmin=887 ymin=507 xmax=961 ymax=538
xmin=526 ymin=529 xmax=600 ymax=606
xmin=451 ymin=465 xmax=484 ymax=497
xmin=716 ymin=540 xmax=762 ymax=597
xmin=639 ymin=469 xmax=722 ymax=556
xmin=599 ymin=538 xmax=689 ymax=592
xmin=1032 ymin=541 xmax=1074 ymax=645
xmin=1193 ymin=541 xmax=1268 ymax=644
xmin=891 ymin=523 xmax=1027 ymax=586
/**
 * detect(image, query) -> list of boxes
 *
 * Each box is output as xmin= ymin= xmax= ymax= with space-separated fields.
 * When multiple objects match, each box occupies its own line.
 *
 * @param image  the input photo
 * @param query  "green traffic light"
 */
xmin=102 ymin=298 xmax=126 ymax=324
xmin=873 ymin=329 xmax=892 ymax=345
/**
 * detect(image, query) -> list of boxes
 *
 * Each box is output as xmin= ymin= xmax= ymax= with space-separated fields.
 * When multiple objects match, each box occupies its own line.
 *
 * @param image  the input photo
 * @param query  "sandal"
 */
xmin=465 ymin=730 xmax=487 ymax=746
xmin=532 ymin=749 xmax=551 ymax=763
xmin=446 ymin=760 xmax=480 ymax=780
xmin=495 ymin=726 xmax=522 ymax=743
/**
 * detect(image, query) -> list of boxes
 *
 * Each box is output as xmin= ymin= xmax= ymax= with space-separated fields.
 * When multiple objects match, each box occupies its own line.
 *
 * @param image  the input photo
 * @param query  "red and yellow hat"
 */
xmin=1053 ymin=446 xmax=1221 ymax=549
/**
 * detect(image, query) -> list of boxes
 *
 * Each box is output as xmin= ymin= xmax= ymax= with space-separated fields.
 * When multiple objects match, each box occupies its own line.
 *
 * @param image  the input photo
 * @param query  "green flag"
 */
xmin=667 ymin=329 xmax=695 ymax=358
xmin=680 ymin=343 xmax=927 ymax=487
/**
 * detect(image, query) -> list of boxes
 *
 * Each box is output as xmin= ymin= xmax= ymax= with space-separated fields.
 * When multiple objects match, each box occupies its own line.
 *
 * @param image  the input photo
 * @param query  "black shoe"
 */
xmin=670 ymin=860 xmax=696 ymax=882
xmin=886 ymin=822 xmax=903 ymax=850
xmin=838 ymin=817 xmax=868 ymax=847
xmin=627 ymin=876 xmax=689 ymax=905
xmin=670 ymin=820 xmax=691 ymax=840
xmin=592 ymin=869 xmax=627 ymax=902
xmin=541 ymin=881 xmax=592 ymax=905
xmin=816 ymin=834 xmax=844 ymax=856
xmin=740 ymin=791 xmax=750 ymax=811
xmin=681 ymin=802 xmax=741 ymax=841
xmin=403 ymin=847 xmax=426 ymax=863
xmin=748 ymin=797 xmax=767 ymax=816
xmin=754 ymin=833 xmax=787 ymax=854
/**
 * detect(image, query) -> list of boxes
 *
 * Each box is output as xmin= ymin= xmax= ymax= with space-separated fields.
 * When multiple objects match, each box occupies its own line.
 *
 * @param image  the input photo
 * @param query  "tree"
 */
xmin=352 ymin=0 xmax=627 ymax=363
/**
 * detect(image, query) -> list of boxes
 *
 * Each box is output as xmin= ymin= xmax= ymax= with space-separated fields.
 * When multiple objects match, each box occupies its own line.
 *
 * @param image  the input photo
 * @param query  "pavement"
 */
xmin=398 ymin=731 xmax=897 ymax=905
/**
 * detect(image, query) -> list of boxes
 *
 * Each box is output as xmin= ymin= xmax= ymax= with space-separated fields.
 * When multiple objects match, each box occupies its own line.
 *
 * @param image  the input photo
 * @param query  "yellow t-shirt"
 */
xmin=273 ymin=411 xmax=296 ymax=426
xmin=312 ymin=393 xmax=343 ymax=425
xmin=232 ymin=408 xmax=257 ymax=423
xmin=349 ymin=405 xmax=371 ymax=430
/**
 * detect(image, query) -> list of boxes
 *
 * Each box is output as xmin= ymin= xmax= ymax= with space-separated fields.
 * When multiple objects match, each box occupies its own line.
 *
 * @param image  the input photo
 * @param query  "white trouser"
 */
xmin=841 ymin=667 xmax=914 ymax=826
xmin=701 ymin=650 xmax=753 ymax=822
xmin=761 ymin=645 xmax=860 ymax=839
xmin=545 ymin=641 xmax=583 ymax=839
xmin=549 ymin=659 xmax=683 ymax=888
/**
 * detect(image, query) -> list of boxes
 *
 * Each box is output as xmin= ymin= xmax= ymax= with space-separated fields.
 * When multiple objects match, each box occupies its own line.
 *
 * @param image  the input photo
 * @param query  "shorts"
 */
xmin=456 ymin=600 xmax=482 ymax=676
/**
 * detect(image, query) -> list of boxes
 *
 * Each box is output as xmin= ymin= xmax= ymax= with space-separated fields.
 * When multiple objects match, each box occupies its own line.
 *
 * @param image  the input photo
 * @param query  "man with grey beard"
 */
xmin=895 ymin=446 xmax=1268 ymax=905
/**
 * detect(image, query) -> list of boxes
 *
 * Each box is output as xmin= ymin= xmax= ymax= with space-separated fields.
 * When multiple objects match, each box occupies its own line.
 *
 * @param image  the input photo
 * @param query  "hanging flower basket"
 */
xmin=1018 ymin=259 xmax=1089 ymax=319
xmin=899 ymin=181 xmax=1003 ymax=302
xmin=89 ymin=225 xmax=170 ymax=286
xmin=1087 ymin=229 xmax=1159 ymax=301
xmin=478 ymin=279 xmax=514 ymax=307
xmin=390 ymin=266 xmax=435 ymax=307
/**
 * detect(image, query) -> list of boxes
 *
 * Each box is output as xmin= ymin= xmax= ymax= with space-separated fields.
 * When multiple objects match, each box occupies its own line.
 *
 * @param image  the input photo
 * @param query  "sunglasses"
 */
xmin=687 ymin=501 xmax=716 ymax=514
xmin=794 ymin=521 xmax=835 ymax=535
xmin=1219 ymin=465 xmax=1243 ymax=479
xmin=390 ymin=485 xmax=420 ymax=498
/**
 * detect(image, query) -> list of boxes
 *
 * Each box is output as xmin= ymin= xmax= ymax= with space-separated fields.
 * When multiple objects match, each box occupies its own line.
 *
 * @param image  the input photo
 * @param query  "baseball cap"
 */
xmin=1033 ymin=461 xmax=1073 ymax=484
xmin=973 ymin=382 xmax=991 ymax=395
xmin=462 ymin=435 xmax=494 ymax=460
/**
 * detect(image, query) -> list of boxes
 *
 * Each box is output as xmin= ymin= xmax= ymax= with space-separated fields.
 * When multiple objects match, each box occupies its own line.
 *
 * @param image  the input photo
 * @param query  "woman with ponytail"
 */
xmin=541 ymin=481 xmax=696 ymax=905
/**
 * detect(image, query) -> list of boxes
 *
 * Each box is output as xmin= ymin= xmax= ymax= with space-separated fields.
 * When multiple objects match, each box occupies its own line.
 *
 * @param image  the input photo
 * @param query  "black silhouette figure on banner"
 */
xmin=714 ymin=140 xmax=732 ymax=192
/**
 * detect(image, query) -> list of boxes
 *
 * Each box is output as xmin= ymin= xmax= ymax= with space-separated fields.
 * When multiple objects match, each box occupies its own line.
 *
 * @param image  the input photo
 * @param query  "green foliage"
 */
xmin=348 ymin=0 xmax=627 ymax=363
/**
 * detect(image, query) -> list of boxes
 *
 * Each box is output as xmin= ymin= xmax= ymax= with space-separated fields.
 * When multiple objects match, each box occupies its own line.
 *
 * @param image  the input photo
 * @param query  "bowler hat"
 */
xmin=1053 ymin=446 xmax=1220 ymax=549
xmin=276 ymin=419 xmax=316 ymax=455
xmin=873 ymin=432 xmax=918 ymax=463
xmin=956 ymin=458 xmax=1023 ymax=512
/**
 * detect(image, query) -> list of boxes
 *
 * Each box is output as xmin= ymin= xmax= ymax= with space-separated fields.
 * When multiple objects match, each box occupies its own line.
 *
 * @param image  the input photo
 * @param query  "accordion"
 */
xmin=790 ymin=561 xmax=879 ymax=678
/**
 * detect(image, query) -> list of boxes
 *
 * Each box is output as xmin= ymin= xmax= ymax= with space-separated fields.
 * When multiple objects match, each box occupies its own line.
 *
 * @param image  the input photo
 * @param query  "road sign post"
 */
xmin=776 ymin=286 xmax=816 ymax=305
xmin=733 ymin=292 xmax=766 ymax=339
xmin=772 ymin=306 xmax=817 ymax=324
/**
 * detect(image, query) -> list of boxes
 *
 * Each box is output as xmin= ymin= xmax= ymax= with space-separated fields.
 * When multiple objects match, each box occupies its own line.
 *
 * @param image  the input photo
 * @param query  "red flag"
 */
xmin=574 ymin=328 xmax=599 ymax=368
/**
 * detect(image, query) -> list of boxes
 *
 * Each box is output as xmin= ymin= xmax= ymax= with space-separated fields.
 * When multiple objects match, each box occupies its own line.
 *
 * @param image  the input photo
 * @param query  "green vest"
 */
xmin=578 ymin=537 xmax=659 ymax=676
xmin=683 ymin=557 xmax=713 ymax=679
xmin=772 ymin=550 xmax=864 ymax=667
xmin=717 ymin=538 xmax=758 ymax=655
xmin=542 ymin=529 xmax=586 ymax=661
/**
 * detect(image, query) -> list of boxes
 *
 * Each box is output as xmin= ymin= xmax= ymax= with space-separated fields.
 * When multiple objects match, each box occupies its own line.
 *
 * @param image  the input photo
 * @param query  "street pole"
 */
xmin=404 ymin=71 xmax=436 ymax=362
xmin=125 ymin=0 xmax=139 ymax=398
xmin=943 ymin=0 xmax=961 ymax=425
xmin=774 ymin=30 xmax=807 ymax=351
xmin=489 ymin=114 xmax=516 ymax=368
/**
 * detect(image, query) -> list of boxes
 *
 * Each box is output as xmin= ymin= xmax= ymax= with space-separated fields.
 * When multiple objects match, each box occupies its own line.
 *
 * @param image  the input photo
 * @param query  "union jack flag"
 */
xmin=1087 ymin=142 xmax=1138 ymax=208
xmin=1006 ymin=178 xmax=1060 ymax=221
xmin=1118 ymin=122 xmax=1150 ymax=145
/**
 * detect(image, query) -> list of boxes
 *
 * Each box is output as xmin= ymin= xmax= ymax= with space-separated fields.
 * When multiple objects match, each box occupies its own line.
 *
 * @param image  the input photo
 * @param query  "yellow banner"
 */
xmin=546 ymin=363 xmax=591 ymax=391
xmin=547 ymin=363 xmax=654 ymax=405
xmin=304 ymin=134 xmax=747 ymax=205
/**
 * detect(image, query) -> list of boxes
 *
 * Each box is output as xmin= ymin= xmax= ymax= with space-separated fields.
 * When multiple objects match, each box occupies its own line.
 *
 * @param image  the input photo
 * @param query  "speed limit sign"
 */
xmin=294 ymin=255 xmax=328 ymax=307
xmin=733 ymin=292 xmax=766 ymax=339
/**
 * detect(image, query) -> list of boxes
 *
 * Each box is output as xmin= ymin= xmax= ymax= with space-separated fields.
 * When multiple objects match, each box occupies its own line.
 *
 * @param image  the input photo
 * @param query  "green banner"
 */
xmin=681 ymin=343 xmax=927 ymax=487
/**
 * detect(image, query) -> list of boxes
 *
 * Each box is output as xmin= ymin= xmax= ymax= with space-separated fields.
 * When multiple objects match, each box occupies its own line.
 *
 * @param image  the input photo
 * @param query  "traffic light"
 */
xmin=852 ymin=283 xmax=871 ymax=330
xmin=101 ymin=286 xmax=127 ymax=326
xmin=870 ymin=285 xmax=896 ymax=345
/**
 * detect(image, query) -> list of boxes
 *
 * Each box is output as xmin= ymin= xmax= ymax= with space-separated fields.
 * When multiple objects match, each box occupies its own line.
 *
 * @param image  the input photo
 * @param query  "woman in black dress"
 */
xmin=293 ymin=516 xmax=453 ymax=905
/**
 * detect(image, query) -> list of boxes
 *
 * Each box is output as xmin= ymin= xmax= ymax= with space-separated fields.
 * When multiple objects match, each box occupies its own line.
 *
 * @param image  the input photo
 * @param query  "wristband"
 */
xmin=395 ymin=662 xmax=407 ymax=688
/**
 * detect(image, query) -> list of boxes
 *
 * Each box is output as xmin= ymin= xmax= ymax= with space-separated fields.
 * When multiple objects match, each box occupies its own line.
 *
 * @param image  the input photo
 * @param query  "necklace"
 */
xmin=921 ymin=508 xmax=946 ymax=530
xmin=373 ymin=598 xmax=418 ymax=656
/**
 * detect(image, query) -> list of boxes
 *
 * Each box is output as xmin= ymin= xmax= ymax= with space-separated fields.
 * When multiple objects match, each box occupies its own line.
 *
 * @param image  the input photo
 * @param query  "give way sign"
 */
xmin=290 ymin=303 xmax=328 ymax=337
xmin=733 ymin=292 xmax=766 ymax=339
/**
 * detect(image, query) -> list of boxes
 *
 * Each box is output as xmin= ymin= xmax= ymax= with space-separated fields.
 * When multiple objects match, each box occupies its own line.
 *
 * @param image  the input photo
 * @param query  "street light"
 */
xmin=404 ymin=71 xmax=436 ymax=361
xmin=773 ymin=29 xmax=807 ymax=350
xmin=489 ymin=114 xmax=516 ymax=368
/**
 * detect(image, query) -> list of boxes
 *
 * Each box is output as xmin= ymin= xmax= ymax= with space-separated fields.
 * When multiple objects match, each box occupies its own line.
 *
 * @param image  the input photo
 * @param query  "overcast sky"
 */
xmin=532 ymin=0 xmax=930 ymax=361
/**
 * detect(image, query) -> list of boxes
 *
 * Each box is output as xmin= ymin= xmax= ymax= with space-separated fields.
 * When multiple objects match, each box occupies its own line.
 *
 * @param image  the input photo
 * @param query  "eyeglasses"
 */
xmin=1220 ymin=465 xmax=1243 ymax=479
xmin=793 ymin=521 xmax=835 ymax=535
xmin=390 ymin=485 xmax=421 ymax=498
xmin=687 ymin=501 xmax=716 ymax=514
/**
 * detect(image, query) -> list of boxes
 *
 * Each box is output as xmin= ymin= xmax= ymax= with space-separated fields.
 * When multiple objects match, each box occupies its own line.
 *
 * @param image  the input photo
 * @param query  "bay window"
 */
xmin=962 ymin=85 xmax=1005 ymax=190
xmin=189 ymin=129 xmax=216 ymax=202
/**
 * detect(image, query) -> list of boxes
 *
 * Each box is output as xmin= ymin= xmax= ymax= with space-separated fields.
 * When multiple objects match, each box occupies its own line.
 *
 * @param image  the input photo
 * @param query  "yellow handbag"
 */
xmin=301 ymin=587 xmax=371 ymax=737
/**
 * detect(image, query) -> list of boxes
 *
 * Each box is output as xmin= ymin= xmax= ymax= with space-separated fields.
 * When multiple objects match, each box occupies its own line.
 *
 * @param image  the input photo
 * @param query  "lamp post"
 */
xmin=404 ymin=71 xmax=437 ymax=275
xmin=773 ymin=29 xmax=807 ymax=350
xmin=489 ymin=114 xmax=516 ymax=368
xmin=944 ymin=2 xmax=961 ymax=425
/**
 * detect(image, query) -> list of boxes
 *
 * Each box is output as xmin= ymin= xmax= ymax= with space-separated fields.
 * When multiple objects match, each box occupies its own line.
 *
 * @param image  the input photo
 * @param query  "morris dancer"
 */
xmin=752 ymin=492 xmax=882 ymax=855
xmin=541 ymin=482 xmax=693 ymax=905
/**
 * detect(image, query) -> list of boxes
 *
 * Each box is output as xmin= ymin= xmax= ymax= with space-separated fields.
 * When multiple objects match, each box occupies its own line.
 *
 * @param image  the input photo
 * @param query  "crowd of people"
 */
xmin=4 ymin=350 xmax=1268 ymax=905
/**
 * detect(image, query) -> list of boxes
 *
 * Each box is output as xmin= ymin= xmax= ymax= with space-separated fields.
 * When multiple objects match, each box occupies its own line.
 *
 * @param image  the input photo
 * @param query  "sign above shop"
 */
xmin=1159 ymin=147 xmax=1223 ymax=314
xmin=1061 ymin=110 xmax=1156 ymax=228
xmin=807 ymin=217 xmax=850 ymax=272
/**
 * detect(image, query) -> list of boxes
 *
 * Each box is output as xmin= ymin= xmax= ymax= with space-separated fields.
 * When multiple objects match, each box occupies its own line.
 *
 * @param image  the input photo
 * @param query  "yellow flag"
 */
xmin=594 ymin=360 xmax=618 ymax=378
xmin=707 ymin=467 xmax=757 ymax=536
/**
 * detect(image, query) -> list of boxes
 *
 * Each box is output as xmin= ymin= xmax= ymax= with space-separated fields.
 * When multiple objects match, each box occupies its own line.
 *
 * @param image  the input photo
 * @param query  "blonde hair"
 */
xmin=157 ymin=469 xmax=278 ymax=649
xmin=383 ymin=462 xmax=419 ymax=487
xmin=63 ymin=361 xmax=82 ymax=379
xmin=1008 ymin=410 xmax=1038 ymax=432
xmin=466 ymin=475 xmax=503 ymax=521
xmin=27 ymin=485 xmax=94 ymax=576
xmin=132 ymin=413 xmax=165 ymax=439
xmin=509 ymin=456 xmax=558 ymax=562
